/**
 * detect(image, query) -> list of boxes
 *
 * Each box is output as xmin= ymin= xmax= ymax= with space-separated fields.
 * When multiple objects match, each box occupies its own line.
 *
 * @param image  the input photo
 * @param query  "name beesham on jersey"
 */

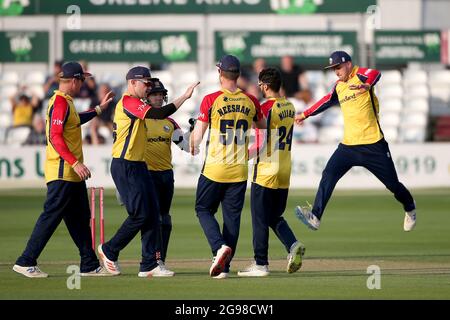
xmin=217 ymin=104 xmax=251 ymax=117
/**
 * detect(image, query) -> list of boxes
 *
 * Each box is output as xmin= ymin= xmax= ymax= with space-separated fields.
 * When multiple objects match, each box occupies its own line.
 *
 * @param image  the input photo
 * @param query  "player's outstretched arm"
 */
xmin=295 ymin=83 xmax=339 ymax=125
xmin=190 ymin=120 xmax=208 ymax=155
xmin=171 ymin=81 xmax=200 ymax=109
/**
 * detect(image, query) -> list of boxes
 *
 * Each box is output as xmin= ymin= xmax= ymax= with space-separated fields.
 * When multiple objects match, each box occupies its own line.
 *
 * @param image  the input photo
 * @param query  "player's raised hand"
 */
xmin=295 ymin=113 xmax=306 ymax=125
xmin=73 ymin=162 xmax=91 ymax=181
xmin=99 ymin=91 xmax=116 ymax=111
xmin=183 ymin=82 xmax=200 ymax=99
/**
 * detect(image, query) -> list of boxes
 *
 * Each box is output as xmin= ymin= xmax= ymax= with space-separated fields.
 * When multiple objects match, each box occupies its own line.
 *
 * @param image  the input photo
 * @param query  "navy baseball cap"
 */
xmin=216 ymin=55 xmax=240 ymax=73
xmin=59 ymin=61 xmax=92 ymax=80
xmin=324 ymin=51 xmax=352 ymax=70
xmin=126 ymin=66 xmax=152 ymax=80
xmin=148 ymin=78 xmax=168 ymax=94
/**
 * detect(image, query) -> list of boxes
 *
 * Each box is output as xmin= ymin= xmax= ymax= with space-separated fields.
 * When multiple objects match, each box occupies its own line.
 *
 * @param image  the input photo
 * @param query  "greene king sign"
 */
xmin=63 ymin=31 xmax=197 ymax=62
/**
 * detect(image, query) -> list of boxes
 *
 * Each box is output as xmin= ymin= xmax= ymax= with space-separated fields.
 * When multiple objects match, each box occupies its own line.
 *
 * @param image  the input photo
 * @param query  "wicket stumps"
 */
xmin=89 ymin=187 xmax=104 ymax=250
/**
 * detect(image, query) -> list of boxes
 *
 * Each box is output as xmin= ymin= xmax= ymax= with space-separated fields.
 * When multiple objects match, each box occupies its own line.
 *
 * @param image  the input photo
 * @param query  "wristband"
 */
xmin=95 ymin=105 xmax=102 ymax=115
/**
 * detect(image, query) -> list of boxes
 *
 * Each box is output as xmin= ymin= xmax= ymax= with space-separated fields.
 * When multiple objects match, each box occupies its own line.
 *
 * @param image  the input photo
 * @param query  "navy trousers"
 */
xmin=313 ymin=138 xmax=416 ymax=219
xmin=16 ymin=180 xmax=100 ymax=273
xmin=195 ymin=174 xmax=247 ymax=273
xmin=251 ymin=183 xmax=297 ymax=266
xmin=148 ymin=169 xmax=174 ymax=262
xmin=105 ymin=158 xmax=160 ymax=272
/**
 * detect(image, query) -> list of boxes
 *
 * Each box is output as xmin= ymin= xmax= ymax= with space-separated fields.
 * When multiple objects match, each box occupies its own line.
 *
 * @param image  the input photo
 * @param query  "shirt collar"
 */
xmin=54 ymin=90 xmax=73 ymax=102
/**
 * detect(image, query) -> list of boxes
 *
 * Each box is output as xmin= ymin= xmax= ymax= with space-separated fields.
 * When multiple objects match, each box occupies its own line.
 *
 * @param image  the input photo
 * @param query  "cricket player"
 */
xmin=238 ymin=67 xmax=305 ymax=277
xmin=143 ymin=78 xmax=191 ymax=269
xmin=98 ymin=66 xmax=199 ymax=277
xmin=295 ymin=51 xmax=417 ymax=232
xmin=190 ymin=55 xmax=267 ymax=279
xmin=13 ymin=62 xmax=115 ymax=278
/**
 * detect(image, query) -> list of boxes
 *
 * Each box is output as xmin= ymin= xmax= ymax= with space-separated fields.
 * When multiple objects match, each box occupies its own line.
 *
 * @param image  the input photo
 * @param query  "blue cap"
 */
xmin=148 ymin=78 xmax=168 ymax=94
xmin=126 ymin=66 xmax=152 ymax=80
xmin=324 ymin=51 xmax=352 ymax=70
xmin=216 ymin=55 xmax=240 ymax=73
xmin=59 ymin=61 xmax=92 ymax=79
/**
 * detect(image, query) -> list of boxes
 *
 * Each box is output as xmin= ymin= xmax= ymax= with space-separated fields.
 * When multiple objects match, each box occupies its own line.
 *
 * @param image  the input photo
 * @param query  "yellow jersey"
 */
xmin=112 ymin=94 xmax=152 ymax=161
xmin=144 ymin=117 xmax=185 ymax=171
xmin=45 ymin=91 xmax=83 ymax=183
xmin=13 ymin=103 xmax=33 ymax=127
xmin=252 ymin=97 xmax=295 ymax=189
xmin=198 ymin=88 xmax=263 ymax=183
xmin=303 ymin=66 xmax=383 ymax=145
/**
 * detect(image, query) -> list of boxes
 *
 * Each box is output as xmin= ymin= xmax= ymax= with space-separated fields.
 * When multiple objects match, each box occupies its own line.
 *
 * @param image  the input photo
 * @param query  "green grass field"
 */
xmin=1 ymin=188 xmax=449 ymax=300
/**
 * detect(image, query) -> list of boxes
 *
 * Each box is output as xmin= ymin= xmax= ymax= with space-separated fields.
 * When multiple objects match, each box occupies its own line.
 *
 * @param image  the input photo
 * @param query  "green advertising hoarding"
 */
xmin=215 ymin=31 xmax=358 ymax=65
xmin=64 ymin=31 xmax=197 ymax=63
xmin=1 ymin=0 xmax=376 ymax=15
xmin=375 ymin=30 xmax=442 ymax=65
xmin=0 ymin=31 xmax=49 ymax=62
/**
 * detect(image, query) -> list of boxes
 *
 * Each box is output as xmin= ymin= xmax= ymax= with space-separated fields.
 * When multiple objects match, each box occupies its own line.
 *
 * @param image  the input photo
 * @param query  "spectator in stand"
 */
xmin=24 ymin=114 xmax=46 ymax=145
xmin=76 ymin=60 xmax=97 ymax=104
xmin=43 ymin=60 xmax=63 ymax=99
xmin=279 ymin=55 xmax=312 ymax=104
xmin=10 ymin=92 xmax=40 ymax=128
xmin=87 ymin=83 xmax=116 ymax=145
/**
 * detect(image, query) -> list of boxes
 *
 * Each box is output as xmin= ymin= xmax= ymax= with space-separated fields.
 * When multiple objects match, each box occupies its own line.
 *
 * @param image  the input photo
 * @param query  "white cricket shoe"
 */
xmin=295 ymin=204 xmax=320 ymax=230
xmin=209 ymin=245 xmax=232 ymax=277
xmin=13 ymin=265 xmax=48 ymax=278
xmin=138 ymin=261 xmax=175 ymax=278
xmin=404 ymin=209 xmax=417 ymax=232
xmin=237 ymin=262 xmax=269 ymax=277
xmin=97 ymin=244 xmax=121 ymax=275
xmin=80 ymin=266 xmax=115 ymax=277
xmin=287 ymin=241 xmax=306 ymax=274
xmin=212 ymin=272 xmax=229 ymax=279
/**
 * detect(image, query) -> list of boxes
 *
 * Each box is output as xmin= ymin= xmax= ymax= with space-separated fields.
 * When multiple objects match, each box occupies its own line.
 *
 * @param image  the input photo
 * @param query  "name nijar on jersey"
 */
xmin=278 ymin=109 xmax=296 ymax=121
xmin=217 ymin=104 xmax=251 ymax=117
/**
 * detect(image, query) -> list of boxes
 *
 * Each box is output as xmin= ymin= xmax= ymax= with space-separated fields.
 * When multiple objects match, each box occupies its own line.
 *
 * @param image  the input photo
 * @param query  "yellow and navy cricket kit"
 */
xmin=112 ymin=94 xmax=153 ymax=161
xmin=197 ymin=88 xmax=263 ymax=183
xmin=45 ymin=91 xmax=82 ymax=183
xmin=45 ymin=90 xmax=98 ymax=183
xmin=144 ymin=117 xmax=180 ymax=171
xmin=252 ymin=97 xmax=295 ymax=189
xmin=303 ymin=66 xmax=383 ymax=145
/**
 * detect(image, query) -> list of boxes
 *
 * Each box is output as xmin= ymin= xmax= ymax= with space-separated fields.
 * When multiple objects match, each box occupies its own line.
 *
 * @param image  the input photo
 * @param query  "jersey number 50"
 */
xmin=219 ymin=119 xmax=249 ymax=145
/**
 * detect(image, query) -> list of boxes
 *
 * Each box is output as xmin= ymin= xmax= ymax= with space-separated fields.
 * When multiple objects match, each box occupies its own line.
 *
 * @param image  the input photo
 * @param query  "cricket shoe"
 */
xmin=404 ymin=209 xmax=417 ymax=232
xmin=138 ymin=261 xmax=175 ymax=278
xmin=295 ymin=203 xmax=320 ymax=230
xmin=13 ymin=265 xmax=48 ymax=278
xmin=212 ymin=272 xmax=229 ymax=280
xmin=209 ymin=245 xmax=232 ymax=277
xmin=80 ymin=266 xmax=115 ymax=277
xmin=237 ymin=262 xmax=269 ymax=277
xmin=97 ymin=244 xmax=121 ymax=275
xmin=287 ymin=241 xmax=306 ymax=273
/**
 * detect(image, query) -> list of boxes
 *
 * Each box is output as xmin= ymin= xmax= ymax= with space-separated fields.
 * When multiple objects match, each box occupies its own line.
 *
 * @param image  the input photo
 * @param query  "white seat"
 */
xmin=73 ymin=98 xmax=91 ymax=112
xmin=0 ymin=99 xmax=13 ymax=113
xmin=306 ymin=71 xmax=325 ymax=87
xmin=202 ymin=70 xmax=219 ymax=85
xmin=324 ymin=71 xmax=337 ymax=87
xmin=403 ymin=99 xmax=429 ymax=113
xmin=1 ymin=72 xmax=20 ymax=85
xmin=379 ymin=70 xmax=402 ymax=85
xmin=405 ymin=85 xmax=429 ymax=99
xmin=318 ymin=126 xmax=344 ymax=144
xmin=0 ymin=112 xmax=12 ymax=127
xmin=5 ymin=126 xmax=31 ymax=146
xmin=313 ymin=85 xmax=327 ymax=101
xmin=178 ymin=70 xmax=199 ymax=85
xmin=377 ymin=85 xmax=403 ymax=100
xmin=399 ymin=127 xmax=426 ymax=143
xmin=381 ymin=98 xmax=403 ymax=113
xmin=430 ymin=87 xmax=450 ymax=102
xmin=429 ymin=70 xmax=450 ymax=84
xmin=26 ymin=85 xmax=45 ymax=100
xmin=399 ymin=112 xmax=428 ymax=128
xmin=403 ymin=70 xmax=427 ymax=86
xmin=294 ymin=122 xmax=318 ymax=143
xmin=379 ymin=112 xmax=401 ymax=127
xmin=382 ymin=126 xmax=399 ymax=142
xmin=0 ymin=85 xmax=18 ymax=99
xmin=25 ymin=71 xmax=46 ymax=85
